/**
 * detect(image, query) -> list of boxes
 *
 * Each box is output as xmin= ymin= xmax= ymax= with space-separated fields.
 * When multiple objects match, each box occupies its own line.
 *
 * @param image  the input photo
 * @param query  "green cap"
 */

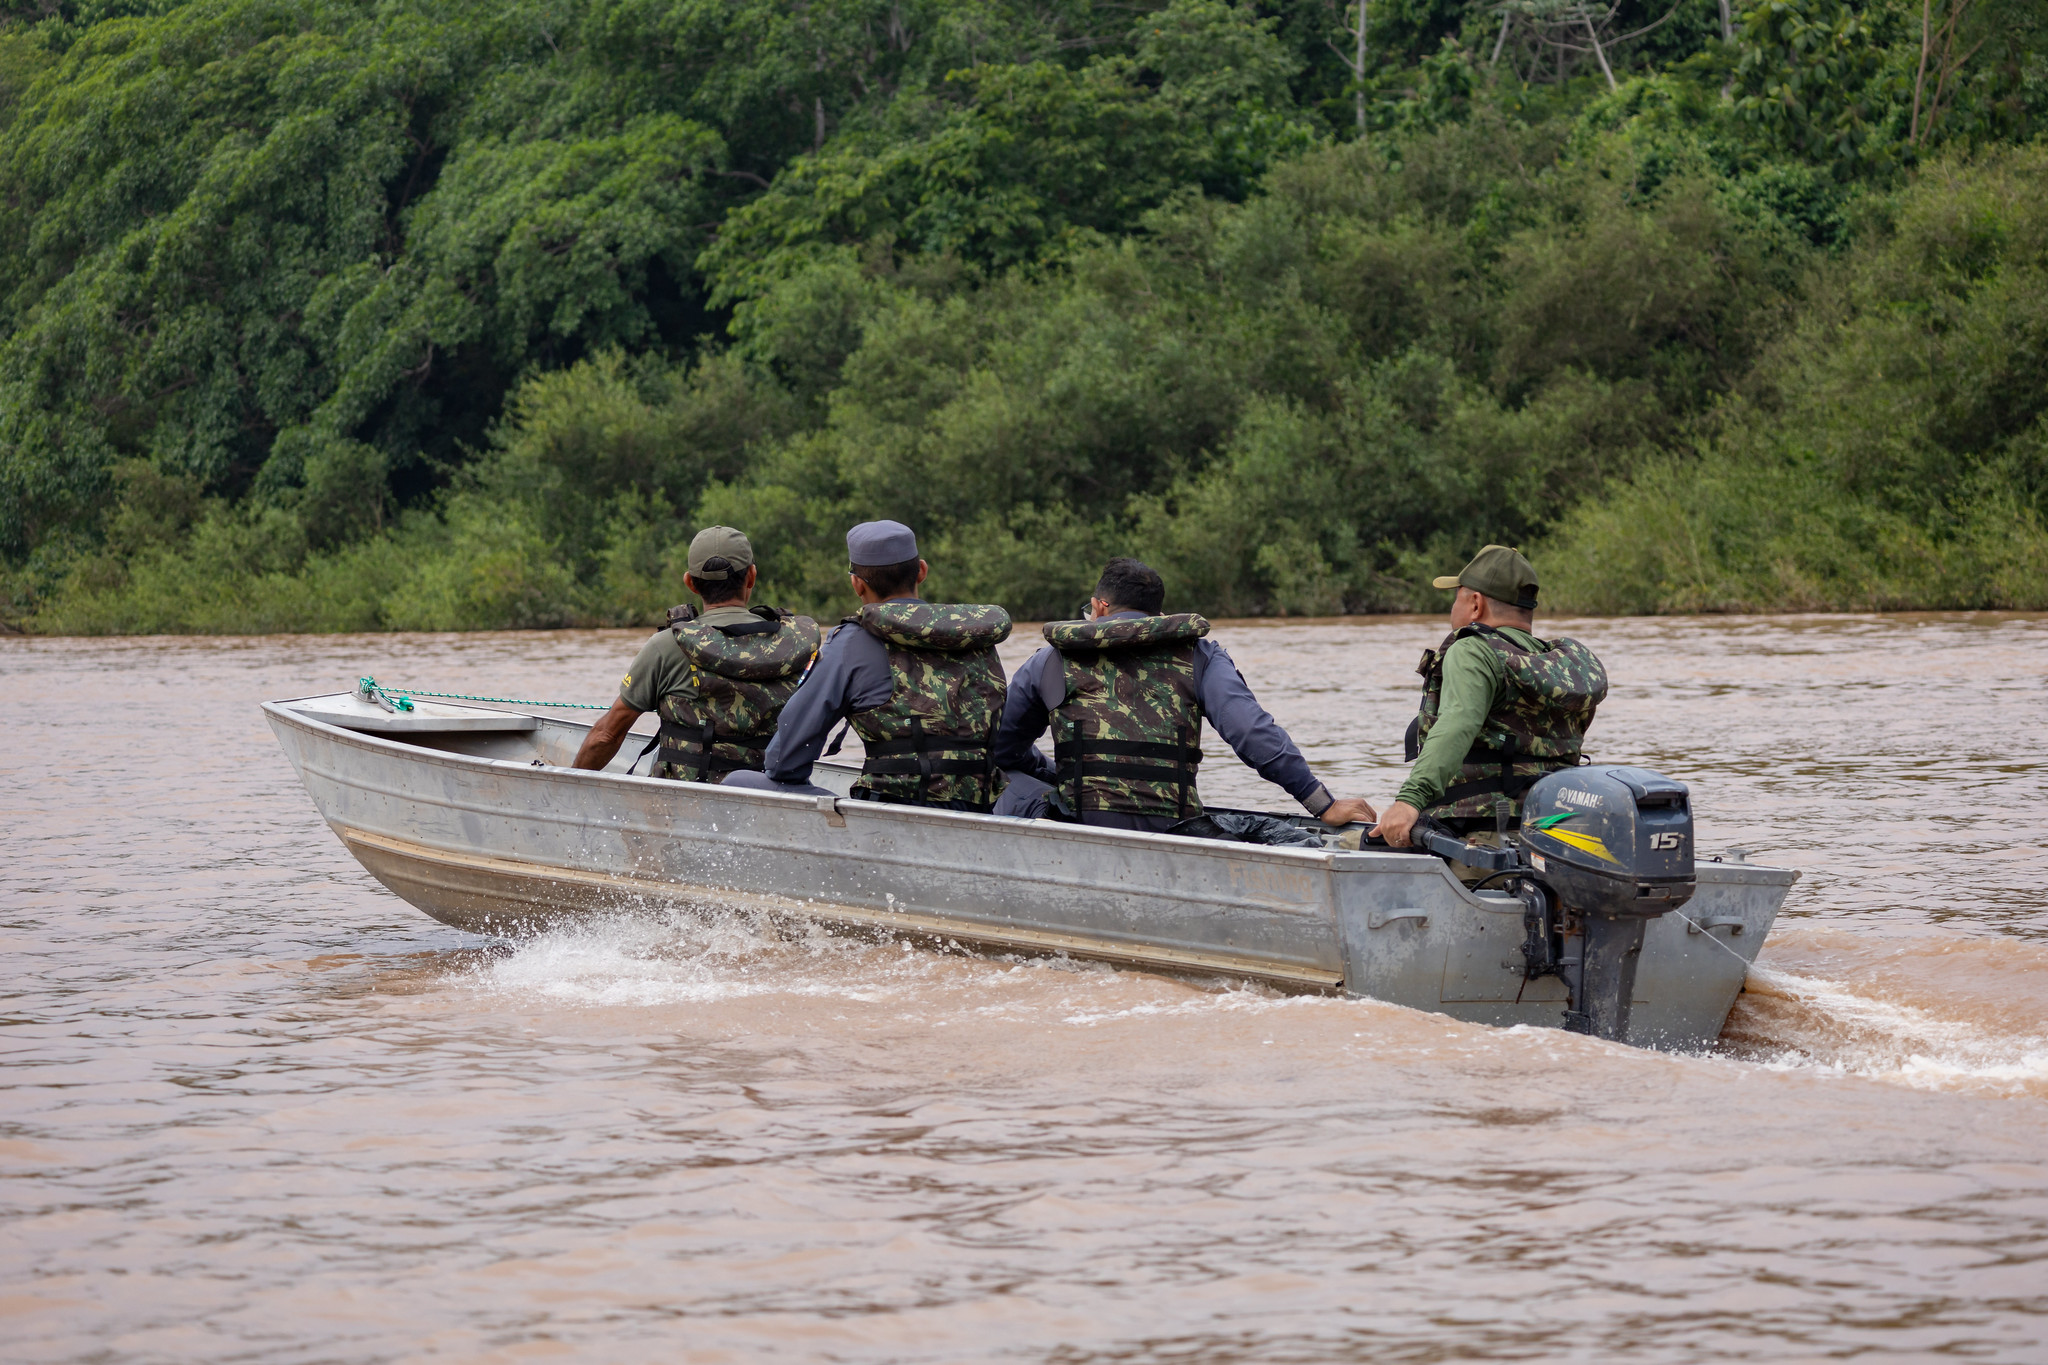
xmin=1433 ymin=544 xmax=1538 ymax=609
xmin=687 ymin=525 xmax=753 ymax=580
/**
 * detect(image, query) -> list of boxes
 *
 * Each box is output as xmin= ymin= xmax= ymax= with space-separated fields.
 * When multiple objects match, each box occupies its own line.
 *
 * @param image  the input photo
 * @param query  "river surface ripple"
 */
xmin=3 ymin=614 xmax=2046 ymax=1363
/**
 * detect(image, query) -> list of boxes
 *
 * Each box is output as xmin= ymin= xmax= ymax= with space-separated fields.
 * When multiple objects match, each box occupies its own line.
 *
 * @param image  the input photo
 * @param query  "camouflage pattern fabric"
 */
xmin=657 ymin=608 xmax=821 ymax=783
xmin=855 ymin=601 xmax=1012 ymax=651
xmin=1042 ymin=613 xmax=1209 ymax=653
xmin=1044 ymin=613 xmax=1210 ymax=818
xmin=1414 ymin=624 xmax=1608 ymax=823
xmin=847 ymin=601 xmax=1012 ymax=810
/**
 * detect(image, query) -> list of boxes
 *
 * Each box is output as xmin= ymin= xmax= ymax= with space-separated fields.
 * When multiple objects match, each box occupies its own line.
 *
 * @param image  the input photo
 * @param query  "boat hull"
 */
xmin=266 ymin=695 xmax=1795 ymax=1050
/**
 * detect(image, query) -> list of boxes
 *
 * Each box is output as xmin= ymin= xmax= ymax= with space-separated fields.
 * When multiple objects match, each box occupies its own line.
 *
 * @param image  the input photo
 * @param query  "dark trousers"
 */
xmin=991 ymin=770 xmax=1177 ymax=833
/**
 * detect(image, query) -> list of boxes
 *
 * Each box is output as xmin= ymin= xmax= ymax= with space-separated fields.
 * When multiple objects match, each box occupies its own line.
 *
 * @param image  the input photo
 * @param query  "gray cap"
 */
xmin=687 ymin=525 xmax=753 ymax=579
xmin=846 ymin=519 xmax=918 ymax=566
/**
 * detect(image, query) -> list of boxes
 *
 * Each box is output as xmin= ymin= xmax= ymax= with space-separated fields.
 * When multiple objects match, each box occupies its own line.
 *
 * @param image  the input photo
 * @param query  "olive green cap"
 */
xmin=1432 ymin=544 xmax=1538 ymax=609
xmin=687 ymin=525 xmax=753 ymax=580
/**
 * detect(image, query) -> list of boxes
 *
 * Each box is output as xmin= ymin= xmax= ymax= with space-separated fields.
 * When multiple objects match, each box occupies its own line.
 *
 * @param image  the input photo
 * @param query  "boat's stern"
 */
xmin=1328 ymin=848 xmax=1795 ymax=1049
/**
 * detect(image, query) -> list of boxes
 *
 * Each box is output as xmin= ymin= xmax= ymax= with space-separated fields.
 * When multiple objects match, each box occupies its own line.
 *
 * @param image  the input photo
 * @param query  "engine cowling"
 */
xmin=1520 ymin=765 xmax=1695 ymax=918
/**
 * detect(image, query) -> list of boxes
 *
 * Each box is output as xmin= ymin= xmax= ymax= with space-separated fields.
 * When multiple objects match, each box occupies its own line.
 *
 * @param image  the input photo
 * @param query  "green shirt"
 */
xmin=1395 ymin=625 xmax=1542 ymax=811
xmin=617 ymin=604 xmax=762 ymax=713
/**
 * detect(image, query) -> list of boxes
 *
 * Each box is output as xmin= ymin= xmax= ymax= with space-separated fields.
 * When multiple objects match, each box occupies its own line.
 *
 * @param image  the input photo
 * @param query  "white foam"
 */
xmin=1058 ymin=982 xmax=1310 ymax=1027
xmin=456 ymin=907 xmax=1340 ymax=1023
xmin=466 ymin=910 xmax=899 ymax=1008
xmin=1737 ymin=966 xmax=2048 ymax=1095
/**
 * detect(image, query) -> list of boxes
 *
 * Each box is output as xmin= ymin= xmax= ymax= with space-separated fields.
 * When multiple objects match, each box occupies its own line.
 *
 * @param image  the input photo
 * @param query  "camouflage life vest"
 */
xmin=1412 ymin=624 xmax=1607 ymax=823
xmin=1044 ymin=613 xmax=1209 ymax=819
xmin=846 ymin=601 xmax=1012 ymax=810
xmin=657 ymin=607 xmax=821 ymax=782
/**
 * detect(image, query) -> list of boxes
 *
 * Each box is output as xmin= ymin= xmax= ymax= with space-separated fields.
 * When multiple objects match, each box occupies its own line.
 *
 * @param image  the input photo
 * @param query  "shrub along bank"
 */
xmin=2 ymin=0 xmax=2045 ymax=632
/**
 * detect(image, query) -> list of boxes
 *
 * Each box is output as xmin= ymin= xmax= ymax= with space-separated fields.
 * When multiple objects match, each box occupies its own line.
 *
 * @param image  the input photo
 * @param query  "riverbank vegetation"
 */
xmin=2 ymin=0 xmax=2044 ymax=631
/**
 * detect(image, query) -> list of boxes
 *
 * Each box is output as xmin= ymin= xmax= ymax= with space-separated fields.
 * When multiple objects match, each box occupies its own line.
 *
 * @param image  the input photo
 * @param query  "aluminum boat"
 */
xmin=265 ymin=689 xmax=1796 ymax=1050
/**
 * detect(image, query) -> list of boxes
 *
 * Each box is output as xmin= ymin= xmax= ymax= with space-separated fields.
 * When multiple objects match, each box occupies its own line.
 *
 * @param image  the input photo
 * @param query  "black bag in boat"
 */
xmin=1166 ymin=811 xmax=1325 ymax=848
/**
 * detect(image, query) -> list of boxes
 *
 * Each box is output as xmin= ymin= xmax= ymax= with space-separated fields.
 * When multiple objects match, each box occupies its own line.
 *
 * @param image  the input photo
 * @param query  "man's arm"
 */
xmin=993 ymin=647 xmax=1057 ymax=773
xmin=1195 ymin=641 xmax=1373 ymax=825
xmin=572 ymin=698 xmax=644 ymax=771
xmin=761 ymin=625 xmax=892 ymax=784
xmin=1376 ymin=638 xmax=1503 ymax=845
xmin=573 ymin=631 xmax=672 ymax=771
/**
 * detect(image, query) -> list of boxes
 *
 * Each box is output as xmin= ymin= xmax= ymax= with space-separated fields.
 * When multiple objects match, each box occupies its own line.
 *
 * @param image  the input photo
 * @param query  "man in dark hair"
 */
xmin=572 ymin=526 xmax=819 ymax=779
xmin=992 ymin=557 xmax=1376 ymax=832
xmin=1372 ymin=544 xmax=1607 ymax=849
xmin=723 ymin=520 xmax=1014 ymax=810
xmin=1092 ymin=556 xmax=1165 ymax=615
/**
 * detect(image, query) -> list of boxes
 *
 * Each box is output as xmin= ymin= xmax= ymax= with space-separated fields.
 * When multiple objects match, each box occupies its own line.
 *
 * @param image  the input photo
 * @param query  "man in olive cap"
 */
xmin=1373 ymin=545 xmax=1608 ymax=848
xmin=572 ymin=526 xmax=819 ymax=779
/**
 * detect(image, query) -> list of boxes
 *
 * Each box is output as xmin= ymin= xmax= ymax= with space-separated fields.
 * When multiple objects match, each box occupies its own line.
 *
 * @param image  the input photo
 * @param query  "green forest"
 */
xmin=1 ymin=0 xmax=2043 ymax=631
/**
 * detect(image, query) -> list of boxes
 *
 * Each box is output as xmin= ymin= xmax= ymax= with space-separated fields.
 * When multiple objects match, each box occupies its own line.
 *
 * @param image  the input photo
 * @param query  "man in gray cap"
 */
xmin=572 ymin=526 xmax=820 ymax=780
xmin=723 ymin=519 xmax=1014 ymax=810
xmin=1373 ymin=544 xmax=1608 ymax=848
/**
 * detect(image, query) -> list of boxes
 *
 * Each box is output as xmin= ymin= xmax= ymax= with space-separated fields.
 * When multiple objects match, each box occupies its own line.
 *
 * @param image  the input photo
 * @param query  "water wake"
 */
xmin=1727 ymin=964 xmax=2048 ymax=1097
xmin=449 ymin=908 xmax=2048 ymax=1099
xmin=454 ymin=905 xmax=1315 ymax=1024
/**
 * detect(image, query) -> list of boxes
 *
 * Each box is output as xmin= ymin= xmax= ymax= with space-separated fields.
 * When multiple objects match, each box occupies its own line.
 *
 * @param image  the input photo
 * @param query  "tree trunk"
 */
xmin=1583 ymin=13 xmax=1618 ymax=91
xmin=1355 ymin=0 xmax=1368 ymax=133
xmin=1912 ymin=0 xmax=1934 ymax=141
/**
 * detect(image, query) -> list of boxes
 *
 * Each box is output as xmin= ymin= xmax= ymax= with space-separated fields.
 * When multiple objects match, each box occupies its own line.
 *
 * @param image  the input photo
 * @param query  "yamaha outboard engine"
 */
xmin=1406 ymin=764 xmax=1695 ymax=1043
xmin=1519 ymin=766 xmax=1694 ymax=1040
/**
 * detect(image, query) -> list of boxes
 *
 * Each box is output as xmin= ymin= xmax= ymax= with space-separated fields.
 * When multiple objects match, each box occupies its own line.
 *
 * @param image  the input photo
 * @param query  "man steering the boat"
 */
xmin=571 ymin=526 xmax=821 ymax=780
xmin=990 ymin=557 xmax=1376 ymax=833
xmin=1372 ymin=545 xmax=1608 ymax=848
xmin=721 ymin=520 xmax=1014 ymax=811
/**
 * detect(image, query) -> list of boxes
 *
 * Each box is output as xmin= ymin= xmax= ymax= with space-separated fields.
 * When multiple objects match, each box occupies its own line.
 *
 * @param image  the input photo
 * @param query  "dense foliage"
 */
xmin=1 ymin=0 xmax=2043 ymax=631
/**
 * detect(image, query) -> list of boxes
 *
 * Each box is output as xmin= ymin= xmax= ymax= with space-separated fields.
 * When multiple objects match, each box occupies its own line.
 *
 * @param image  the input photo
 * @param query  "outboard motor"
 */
xmin=1518 ymin=766 xmax=1695 ymax=1040
xmin=1405 ymin=764 xmax=1694 ymax=1043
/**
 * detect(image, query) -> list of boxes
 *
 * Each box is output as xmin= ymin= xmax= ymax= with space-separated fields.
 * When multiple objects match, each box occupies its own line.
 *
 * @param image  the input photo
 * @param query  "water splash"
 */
xmin=464 ymin=907 xmax=900 ymax=1008
xmin=454 ymin=903 xmax=1336 ymax=1027
xmin=1726 ymin=965 xmax=2048 ymax=1097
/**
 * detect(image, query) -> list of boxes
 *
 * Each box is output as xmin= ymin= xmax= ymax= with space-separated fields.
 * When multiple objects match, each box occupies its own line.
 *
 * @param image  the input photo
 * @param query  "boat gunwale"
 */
xmin=263 ymin=695 xmax=1800 ymax=897
xmin=265 ymin=695 xmax=1362 ymax=872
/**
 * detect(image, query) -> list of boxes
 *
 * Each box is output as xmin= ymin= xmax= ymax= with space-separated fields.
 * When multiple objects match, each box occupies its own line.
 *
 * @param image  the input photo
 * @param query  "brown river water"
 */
xmin=3 ymin=614 xmax=2046 ymax=1362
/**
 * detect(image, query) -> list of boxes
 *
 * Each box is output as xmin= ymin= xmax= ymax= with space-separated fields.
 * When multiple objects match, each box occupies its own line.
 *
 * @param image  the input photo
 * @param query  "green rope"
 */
xmin=356 ymin=676 xmax=607 ymax=713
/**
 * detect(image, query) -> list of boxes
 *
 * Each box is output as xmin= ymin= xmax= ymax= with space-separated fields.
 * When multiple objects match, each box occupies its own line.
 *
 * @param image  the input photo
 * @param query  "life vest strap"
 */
xmin=1052 ymin=737 xmax=1204 ymax=764
xmin=1438 ymin=758 xmax=1574 ymax=807
xmin=1462 ymin=743 xmax=1577 ymax=764
xmin=858 ymin=756 xmax=996 ymax=777
xmin=855 ymin=721 xmax=999 ymax=807
xmin=713 ymin=617 xmax=783 ymax=637
xmin=661 ymin=723 xmax=772 ymax=784
xmin=1057 ymin=759 xmax=1201 ymax=783
xmin=861 ymin=733 xmax=993 ymax=758
xmin=666 ymin=729 xmax=773 ymax=755
xmin=1054 ymin=731 xmax=1201 ymax=818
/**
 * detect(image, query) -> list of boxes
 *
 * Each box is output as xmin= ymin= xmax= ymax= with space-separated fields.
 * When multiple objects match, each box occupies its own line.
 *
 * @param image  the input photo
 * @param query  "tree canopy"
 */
xmin=1 ymin=0 xmax=2044 ymax=630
